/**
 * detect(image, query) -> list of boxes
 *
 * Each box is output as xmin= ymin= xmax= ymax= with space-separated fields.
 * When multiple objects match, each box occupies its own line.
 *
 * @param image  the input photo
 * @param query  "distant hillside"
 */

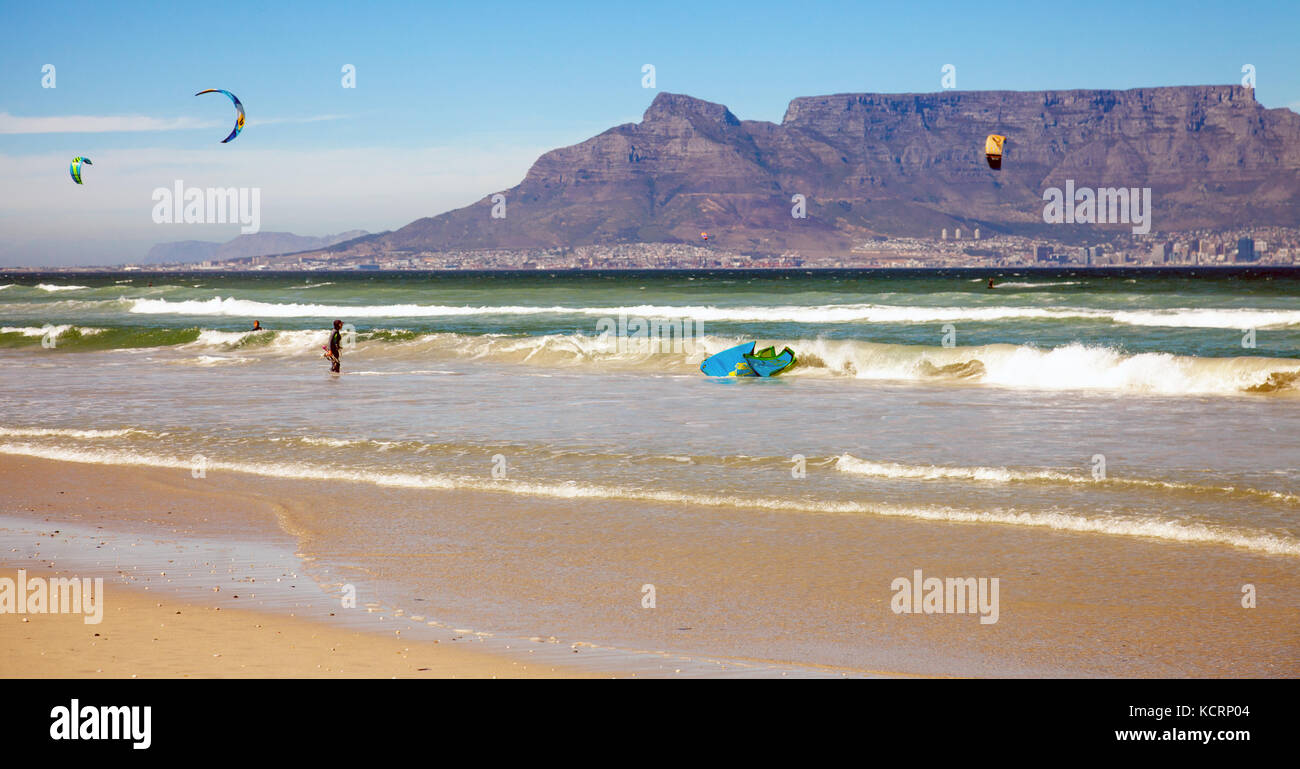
xmin=142 ymin=240 xmax=222 ymax=264
xmin=145 ymin=230 xmax=369 ymax=264
xmin=317 ymin=85 xmax=1300 ymax=259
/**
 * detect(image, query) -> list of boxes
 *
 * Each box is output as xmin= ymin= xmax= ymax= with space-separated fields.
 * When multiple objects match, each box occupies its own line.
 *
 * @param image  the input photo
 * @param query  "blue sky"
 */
xmin=3 ymin=0 xmax=1298 ymax=265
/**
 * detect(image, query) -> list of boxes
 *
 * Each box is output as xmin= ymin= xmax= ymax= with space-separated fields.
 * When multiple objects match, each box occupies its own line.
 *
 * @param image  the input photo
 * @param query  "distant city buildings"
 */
xmin=17 ymin=225 xmax=1300 ymax=273
xmin=1237 ymin=237 xmax=1256 ymax=262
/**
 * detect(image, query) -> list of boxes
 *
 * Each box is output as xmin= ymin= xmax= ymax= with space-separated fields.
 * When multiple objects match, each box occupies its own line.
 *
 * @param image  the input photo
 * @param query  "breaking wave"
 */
xmin=6 ymin=325 xmax=1298 ymax=396
xmin=793 ymin=338 xmax=1300 ymax=396
xmin=123 ymin=296 xmax=1300 ymax=329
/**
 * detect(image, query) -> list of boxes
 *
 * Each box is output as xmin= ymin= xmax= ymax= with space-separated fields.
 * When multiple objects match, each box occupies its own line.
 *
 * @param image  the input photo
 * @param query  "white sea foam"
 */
xmin=298 ymin=436 xmax=361 ymax=447
xmin=0 ymin=427 xmax=151 ymax=439
xmin=184 ymin=328 xmax=327 ymax=353
xmin=836 ymin=455 xmax=1071 ymax=483
xmin=795 ymin=339 xmax=1300 ymax=396
xmin=35 ymin=284 xmax=90 ymax=292
xmin=994 ymin=281 xmax=1082 ymax=288
xmin=1110 ymin=308 xmax=1300 ymax=329
xmin=2 ymin=442 xmax=1297 ymax=556
xmin=125 ymin=297 xmax=1300 ymax=329
xmin=0 ymin=325 xmax=103 ymax=337
xmin=190 ymin=329 xmax=257 ymax=346
xmin=180 ymin=355 xmax=253 ymax=366
xmin=1 ymin=326 xmax=59 ymax=336
xmin=834 ymin=454 xmax=1300 ymax=504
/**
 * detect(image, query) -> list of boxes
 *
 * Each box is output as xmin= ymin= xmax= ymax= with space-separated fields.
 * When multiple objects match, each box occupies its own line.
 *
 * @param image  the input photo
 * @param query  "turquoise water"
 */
xmin=3 ymin=268 xmax=1299 ymax=358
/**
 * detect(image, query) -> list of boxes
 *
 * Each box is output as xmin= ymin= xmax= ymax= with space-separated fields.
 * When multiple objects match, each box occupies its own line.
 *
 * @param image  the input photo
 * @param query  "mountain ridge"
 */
xmin=318 ymin=85 xmax=1300 ymax=259
xmin=147 ymin=230 xmax=370 ymax=264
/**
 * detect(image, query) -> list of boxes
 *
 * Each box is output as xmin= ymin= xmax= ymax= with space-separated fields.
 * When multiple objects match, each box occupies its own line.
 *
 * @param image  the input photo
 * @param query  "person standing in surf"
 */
xmin=328 ymin=319 xmax=343 ymax=374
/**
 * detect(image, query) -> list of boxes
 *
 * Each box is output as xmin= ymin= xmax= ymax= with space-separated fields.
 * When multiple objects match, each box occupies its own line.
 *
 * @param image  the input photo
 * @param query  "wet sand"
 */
xmin=0 ymin=457 xmax=605 ymax=678
xmin=2 ymin=455 xmax=1297 ymax=677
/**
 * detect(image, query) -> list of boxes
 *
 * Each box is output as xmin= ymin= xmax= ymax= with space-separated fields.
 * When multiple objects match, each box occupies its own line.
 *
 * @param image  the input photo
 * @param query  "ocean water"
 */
xmin=1 ymin=268 xmax=1298 ymax=560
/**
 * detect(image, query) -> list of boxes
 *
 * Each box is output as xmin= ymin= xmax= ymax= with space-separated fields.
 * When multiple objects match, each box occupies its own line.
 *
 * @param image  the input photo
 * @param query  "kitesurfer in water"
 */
xmin=988 ymin=277 xmax=997 ymax=289
xmin=328 ymin=319 xmax=343 ymax=374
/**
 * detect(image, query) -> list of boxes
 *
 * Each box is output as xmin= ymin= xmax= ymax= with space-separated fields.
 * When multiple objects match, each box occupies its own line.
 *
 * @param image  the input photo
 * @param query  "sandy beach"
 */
xmin=0 ymin=569 xmax=598 ymax=678
xmin=0 ymin=456 xmax=611 ymax=678
xmin=3 ymin=454 xmax=1296 ymax=677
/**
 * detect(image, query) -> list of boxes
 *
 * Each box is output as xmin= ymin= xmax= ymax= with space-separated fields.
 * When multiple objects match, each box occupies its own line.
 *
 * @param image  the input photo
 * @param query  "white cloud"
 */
xmin=0 ymin=112 xmax=219 ymax=134
xmin=0 ymin=110 xmax=352 ymax=137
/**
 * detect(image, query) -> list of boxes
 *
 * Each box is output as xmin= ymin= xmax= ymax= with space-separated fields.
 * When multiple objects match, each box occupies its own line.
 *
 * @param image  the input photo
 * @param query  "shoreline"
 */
xmin=0 ymin=456 xmax=604 ymax=678
xmin=0 ymin=456 xmax=886 ymax=678
xmin=2 ymin=454 xmax=1297 ymax=678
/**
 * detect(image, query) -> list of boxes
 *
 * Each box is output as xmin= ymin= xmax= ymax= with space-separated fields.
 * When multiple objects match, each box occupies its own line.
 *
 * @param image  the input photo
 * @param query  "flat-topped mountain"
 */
xmin=326 ymin=86 xmax=1300 ymax=257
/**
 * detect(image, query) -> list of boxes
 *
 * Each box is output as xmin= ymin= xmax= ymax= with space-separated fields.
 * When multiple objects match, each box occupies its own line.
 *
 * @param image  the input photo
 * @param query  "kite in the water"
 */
xmin=195 ymin=89 xmax=245 ymax=143
xmin=700 ymin=232 xmax=710 ymax=241
xmin=985 ymin=134 xmax=1005 ymax=169
xmin=700 ymin=342 xmax=797 ymax=377
xmin=69 ymin=156 xmax=92 ymax=184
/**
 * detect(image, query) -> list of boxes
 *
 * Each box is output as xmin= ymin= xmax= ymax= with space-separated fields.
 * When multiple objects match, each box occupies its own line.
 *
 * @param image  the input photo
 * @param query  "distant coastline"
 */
xmin=7 ymin=226 xmax=1300 ymax=272
xmin=6 ymin=265 xmax=1300 ymax=277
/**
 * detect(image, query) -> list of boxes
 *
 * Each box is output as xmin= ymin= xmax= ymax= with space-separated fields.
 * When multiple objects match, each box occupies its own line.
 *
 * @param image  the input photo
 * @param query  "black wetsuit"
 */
xmin=329 ymin=329 xmax=342 ymax=373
